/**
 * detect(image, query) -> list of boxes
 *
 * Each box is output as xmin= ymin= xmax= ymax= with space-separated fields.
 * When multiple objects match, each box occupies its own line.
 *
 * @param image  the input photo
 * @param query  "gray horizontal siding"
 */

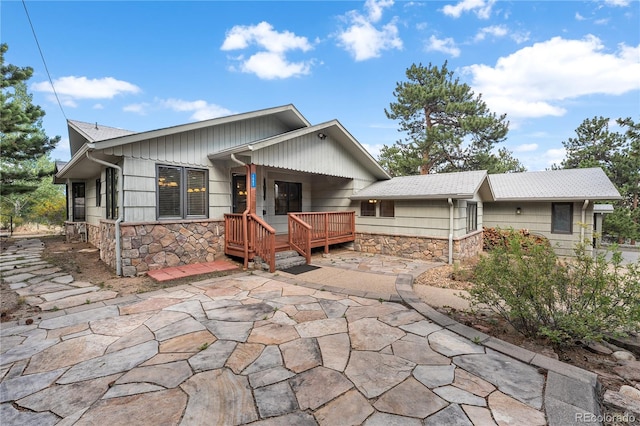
xmin=483 ymin=201 xmax=593 ymax=256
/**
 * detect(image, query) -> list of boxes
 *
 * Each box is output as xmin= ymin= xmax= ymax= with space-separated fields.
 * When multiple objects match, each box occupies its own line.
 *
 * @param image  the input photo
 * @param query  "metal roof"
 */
xmin=350 ymin=170 xmax=488 ymax=200
xmin=209 ymin=120 xmax=390 ymax=180
xmin=488 ymin=167 xmax=622 ymax=201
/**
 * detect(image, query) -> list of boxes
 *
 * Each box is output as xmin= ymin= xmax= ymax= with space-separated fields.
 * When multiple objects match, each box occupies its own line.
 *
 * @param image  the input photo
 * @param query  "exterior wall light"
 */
xmin=317 ymin=133 xmax=327 ymax=140
xmin=516 ymin=207 xmax=522 ymax=215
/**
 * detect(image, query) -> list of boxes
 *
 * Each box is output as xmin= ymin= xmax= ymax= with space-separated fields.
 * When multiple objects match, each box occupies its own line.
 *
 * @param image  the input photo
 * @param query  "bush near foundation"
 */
xmin=469 ymin=231 xmax=640 ymax=345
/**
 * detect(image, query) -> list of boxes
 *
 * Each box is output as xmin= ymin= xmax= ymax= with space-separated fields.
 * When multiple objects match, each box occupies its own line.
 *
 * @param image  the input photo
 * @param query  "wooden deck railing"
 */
xmin=288 ymin=214 xmax=312 ymax=264
xmin=224 ymin=213 xmax=276 ymax=272
xmin=288 ymin=211 xmax=356 ymax=260
xmin=225 ymin=211 xmax=355 ymax=272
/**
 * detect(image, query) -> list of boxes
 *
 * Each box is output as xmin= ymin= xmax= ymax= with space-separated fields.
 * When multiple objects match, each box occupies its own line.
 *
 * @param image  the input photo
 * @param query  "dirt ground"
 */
xmin=0 ymin=233 xmax=242 ymax=323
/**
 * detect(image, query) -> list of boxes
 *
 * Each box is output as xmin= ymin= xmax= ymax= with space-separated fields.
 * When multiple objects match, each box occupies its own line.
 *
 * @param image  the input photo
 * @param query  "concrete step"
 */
xmin=259 ymin=251 xmax=308 ymax=271
xmin=275 ymin=250 xmax=301 ymax=260
xmin=275 ymin=256 xmax=307 ymax=271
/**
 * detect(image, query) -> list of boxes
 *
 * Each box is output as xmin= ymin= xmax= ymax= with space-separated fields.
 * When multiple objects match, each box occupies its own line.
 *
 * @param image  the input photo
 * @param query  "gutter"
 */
xmin=448 ymin=198 xmax=454 ymax=265
xmin=86 ymin=151 xmax=124 ymax=276
xmin=231 ymin=153 xmax=251 ymax=270
xmin=581 ymin=199 xmax=589 ymax=242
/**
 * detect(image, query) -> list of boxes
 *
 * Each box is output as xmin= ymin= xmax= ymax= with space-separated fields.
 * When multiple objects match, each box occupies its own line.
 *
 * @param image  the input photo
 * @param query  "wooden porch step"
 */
xmin=275 ymin=234 xmax=291 ymax=252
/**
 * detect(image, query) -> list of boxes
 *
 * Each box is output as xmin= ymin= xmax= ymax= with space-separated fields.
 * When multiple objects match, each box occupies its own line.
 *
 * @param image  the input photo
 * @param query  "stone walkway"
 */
xmin=1 ymin=240 xmax=602 ymax=425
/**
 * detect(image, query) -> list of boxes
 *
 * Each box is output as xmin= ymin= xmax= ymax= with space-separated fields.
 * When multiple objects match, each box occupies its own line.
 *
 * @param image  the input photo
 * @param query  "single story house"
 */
xmin=55 ymin=105 xmax=621 ymax=276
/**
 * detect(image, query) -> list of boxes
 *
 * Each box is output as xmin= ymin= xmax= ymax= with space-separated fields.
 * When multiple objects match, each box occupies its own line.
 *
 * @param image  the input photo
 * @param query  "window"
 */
xmin=380 ymin=200 xmax=395 ymax=217
xmin=96 ymin=179 xmax=102 ymax=207
xmin=157 ymin=165 xmax=208 ymax=219
xmin=360 ymin=200 xmax=376 ymax=217
xmin=106 ymin=168 xmax=118 ymax=219
xmin=72 ymin=183 xmax=85 ymax=221
xmin=466 ymin=202 xmax=478 ymax=233
xmin=552 ymin=203 xmax=573 ymax=234
xmin=274 ymin=181 xmax=301 ymax=215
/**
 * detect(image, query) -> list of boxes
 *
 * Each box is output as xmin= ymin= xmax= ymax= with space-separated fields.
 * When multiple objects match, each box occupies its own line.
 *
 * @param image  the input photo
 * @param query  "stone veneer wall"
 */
xmin=354 ymin=230 xmax=483 ymax=263
xmin=100 ymin=219 xmax=225 ymax=277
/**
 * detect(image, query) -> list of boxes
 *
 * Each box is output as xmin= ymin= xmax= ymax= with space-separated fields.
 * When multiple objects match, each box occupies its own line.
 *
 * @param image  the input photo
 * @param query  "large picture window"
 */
xmin=274 ymin=181 xmax=301 ymax=215
xmin=157 ymin=165 xmax=208 ymax=219
xmin=551 ymin=202 xmax=573 ymax=234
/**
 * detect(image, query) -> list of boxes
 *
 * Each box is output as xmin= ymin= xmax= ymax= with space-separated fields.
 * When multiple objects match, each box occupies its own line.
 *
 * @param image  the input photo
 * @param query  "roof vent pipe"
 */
xmin=86 ymin=152 xmax=123 ymax=276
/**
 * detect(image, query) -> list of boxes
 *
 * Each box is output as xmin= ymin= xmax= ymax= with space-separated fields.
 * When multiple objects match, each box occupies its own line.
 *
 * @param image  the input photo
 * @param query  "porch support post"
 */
xmin=249 ymin=163 xmax=257 ymax=215
xmin=324 ymin=213 xmax=329 ymax=254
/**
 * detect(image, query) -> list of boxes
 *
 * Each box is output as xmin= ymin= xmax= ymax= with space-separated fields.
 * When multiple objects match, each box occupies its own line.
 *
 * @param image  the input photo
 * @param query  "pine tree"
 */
xmin=380 ymin=61 xmax=513 ymax=176
xmin=1 ymin=43 xmax=60 ymax=196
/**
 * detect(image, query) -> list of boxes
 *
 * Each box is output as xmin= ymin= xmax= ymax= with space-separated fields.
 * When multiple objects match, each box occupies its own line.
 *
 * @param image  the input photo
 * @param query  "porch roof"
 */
xmin=208 ymin=120 xmax=391 ymax=180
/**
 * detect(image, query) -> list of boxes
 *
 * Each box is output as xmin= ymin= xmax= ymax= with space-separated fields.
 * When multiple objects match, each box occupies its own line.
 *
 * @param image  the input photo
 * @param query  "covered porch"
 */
xmin=207 ymin=122 xmax=389 ymax=272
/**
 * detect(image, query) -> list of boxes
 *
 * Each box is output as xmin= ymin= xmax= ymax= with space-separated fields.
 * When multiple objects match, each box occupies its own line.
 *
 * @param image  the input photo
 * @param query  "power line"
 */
xmin=21 ymin=0 xmax=67 ymax=120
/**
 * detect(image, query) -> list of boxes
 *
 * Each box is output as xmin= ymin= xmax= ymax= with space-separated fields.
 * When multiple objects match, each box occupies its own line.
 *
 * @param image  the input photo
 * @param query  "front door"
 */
xmin=232 ymin=174 xmax=247 ymax=213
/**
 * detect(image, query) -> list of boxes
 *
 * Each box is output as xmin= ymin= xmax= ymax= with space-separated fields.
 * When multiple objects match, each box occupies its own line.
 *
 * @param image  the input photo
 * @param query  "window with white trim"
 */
xmin=157 ymin=165 xmax=208 ymax=219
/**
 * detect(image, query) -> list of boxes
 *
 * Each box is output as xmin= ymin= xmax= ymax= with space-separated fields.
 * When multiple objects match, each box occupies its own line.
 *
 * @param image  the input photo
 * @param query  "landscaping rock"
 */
xmin=612 ymin=350 xmax=636 ymax=362
xmin=604 ymin=389 xmax=640 ymax=417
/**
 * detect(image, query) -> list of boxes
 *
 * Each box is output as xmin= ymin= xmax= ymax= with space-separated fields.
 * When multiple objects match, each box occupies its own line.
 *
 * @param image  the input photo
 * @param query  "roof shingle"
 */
xmin=488 ymin=167 xmax=621 ymax=201
xmin=351 ymin=170 xmax=487 ymax=200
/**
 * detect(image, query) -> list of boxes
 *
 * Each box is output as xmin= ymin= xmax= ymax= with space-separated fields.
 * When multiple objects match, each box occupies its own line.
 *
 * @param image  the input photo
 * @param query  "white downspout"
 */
xmin=86 ymin=152 xmax=123 ymax=276
xmin=448 ymin=198 xmax=454 ymax=265
xmin=581 ymin=199 xmax=589 ymax=242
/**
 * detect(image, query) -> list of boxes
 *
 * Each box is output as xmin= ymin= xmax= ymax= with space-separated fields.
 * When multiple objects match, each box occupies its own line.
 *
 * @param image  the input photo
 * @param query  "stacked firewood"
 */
xmin=483 ymin=227 xmax=549 ymax=251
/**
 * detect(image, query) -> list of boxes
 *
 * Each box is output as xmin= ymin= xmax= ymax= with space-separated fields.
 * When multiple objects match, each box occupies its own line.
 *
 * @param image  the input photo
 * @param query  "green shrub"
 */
xmin=469 ymin=231 xmax=640 ymax=345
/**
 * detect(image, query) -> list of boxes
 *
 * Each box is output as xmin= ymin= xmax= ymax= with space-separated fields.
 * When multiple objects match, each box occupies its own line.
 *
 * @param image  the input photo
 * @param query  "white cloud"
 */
xmin=474 ymin=25 xmax=529 ymax=44
xmin=92 ymin=104 xmax=104 ymax=110
xmin=510 ymin=31 xmax=530 ymax=44
xmin=221 ymin=21 xmax=312 ymax=54
xmin=462 ymin=35 xmax=640 ymax=118
xmin=513 ymin=143 xmax=538 ymax=152
xmin=426 ymin=35 xmax=461 ymax=57
xmin=240 ymin=52 xmax=312 ymax=80
xmin=337 ymin=1 xmax=402 ymax=61
xmin=365 ymin=0 xmax=394 ymax=22
xmin=605 ymin=0 xmax=630 ymax=6
xmin=575 ymin=12 xmax=586 ymax=21
xmin=474 ymin=25 xmax=508 ymax=42
xmin=31 ymin=76 xmax=141 ymax=104
xmin=544 ymin=148 xmax=566 ymax=167
xmin=159 ymin=99 xmax=234 ymax=121
xmin=442 ymin=0 xmax=496 ymax=19
xmin=221 ymin=21 xmax=314 ymax=79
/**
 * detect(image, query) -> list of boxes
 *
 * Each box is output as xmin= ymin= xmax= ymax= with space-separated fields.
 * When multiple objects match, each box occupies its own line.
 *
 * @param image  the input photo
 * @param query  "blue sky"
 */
xmin=3 ymin=0 xmax=639 ymax=171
